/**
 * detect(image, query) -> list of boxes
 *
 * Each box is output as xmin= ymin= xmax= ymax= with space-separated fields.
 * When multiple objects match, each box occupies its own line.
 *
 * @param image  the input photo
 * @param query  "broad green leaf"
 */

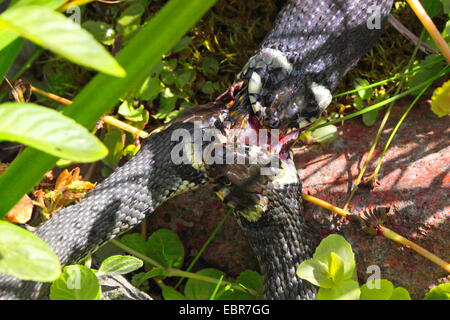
xmin=311 ymin=124 xmax=338 ymax=144
xmin=156 ymin=88 xmax=178 ymax=119
xmin=421 ymin=0 xmax=443 ymax=17
xmin=0 ymin=6 xmax=125 ymax=77
xmin=97 ymin=255 xmax=143 ymax=276
xmin=171 ymin=36 xmax=193 ymax=53
xmin=184 ymin=268 xmax=225 ymax=300
xmin=118 ymin=101 xmax=146 ymax=122
xmin=116 ymin=2 xmax=145 ymax=41
xmin=201 ymin=81 xmax=218 ymax=94
xmin=430 ymin=80 xmax=450 ymax=117
xmin=237 ymin=270 xmax=263 ymax=296
xmin=316 ymin=279 xmax=360 ymax=300
xmin=139 ymin=76 xmax=162 ymax=101
xmin=82 ymin=21 xmax=116 ymax=46
xmin=175 ymin=68 xmax=196 ymax=89
xmin=120 ymin=233 xmax=147 ymax=256
xmin=296 ymin=259 xmax=334 ymax=288
xmin=328 ymin=252 xmax=344 ymax=286
xmin=147 ymin=229 xmax=184 ymax=268
xmin=163 ymin=285 xmax=186 ymax=300
xmin=0 ymin=103 xmax=108 ymax=162
xmin=102 ymin=127 xmax=124 ymax=168
xmin=0 ymin=221 xmax=61 ymax=282
xmin=312 ymin=234 xmax=356 ymax=281
xmin=423 ymin=283 xmax=450 ymax=300
xmin=353 ymin=78 xmax=373 ymax=100
xmin=409 ymin=55 xmax=445 ymax=93
xmin=390 ymin=287 xmax=412 ymax=300
xmin=50 ymin=265 xmax=101 ymax=300
xmin=201 ymin=57 xmax=219 ymax=77
xmin=362 ymin=109 xmax=378 ymax=126
xmin=160 ymin=69 xmax=177 ymax=85
xmin=132 ymin=267 xmax=169 ymax=287
xmin=360 ymin=279 xmax=394 ymax=300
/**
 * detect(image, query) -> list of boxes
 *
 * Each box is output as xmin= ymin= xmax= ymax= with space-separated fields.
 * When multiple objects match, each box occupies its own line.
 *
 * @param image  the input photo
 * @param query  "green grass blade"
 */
xmin=0 ymin=5 xmax=125 ymax=77
xmin=0 ymin=102 xmax=108 ymax=162
xmin=0 ymin=0 xmax=217 ymax=218
xmin=0 ymin=37 xmax=23 ymax=85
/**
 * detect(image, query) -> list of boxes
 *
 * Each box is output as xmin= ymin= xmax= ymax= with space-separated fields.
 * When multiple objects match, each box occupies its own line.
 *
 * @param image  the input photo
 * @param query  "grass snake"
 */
xmin=0 ymin=0 xmax=393 ymax=300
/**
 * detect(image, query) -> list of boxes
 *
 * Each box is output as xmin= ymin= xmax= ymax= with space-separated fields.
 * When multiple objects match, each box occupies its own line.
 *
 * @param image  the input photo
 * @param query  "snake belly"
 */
xmin=0 ymin=0 xmax=393 ymax=300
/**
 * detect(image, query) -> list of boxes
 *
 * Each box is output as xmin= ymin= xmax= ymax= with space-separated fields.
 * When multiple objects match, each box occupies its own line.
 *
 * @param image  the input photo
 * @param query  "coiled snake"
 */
xmin=0 ymin=0 xmax=393 ymax=299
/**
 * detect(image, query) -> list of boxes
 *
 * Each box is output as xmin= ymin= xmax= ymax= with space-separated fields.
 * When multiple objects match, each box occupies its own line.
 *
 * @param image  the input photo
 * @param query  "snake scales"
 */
xmin=0 ymin=0 xmax=393 ymax=299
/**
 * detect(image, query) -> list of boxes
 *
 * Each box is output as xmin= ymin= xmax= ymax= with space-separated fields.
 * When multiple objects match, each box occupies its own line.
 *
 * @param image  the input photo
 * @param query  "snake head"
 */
xmin=237 ymin=47 xmax=332 ymax=133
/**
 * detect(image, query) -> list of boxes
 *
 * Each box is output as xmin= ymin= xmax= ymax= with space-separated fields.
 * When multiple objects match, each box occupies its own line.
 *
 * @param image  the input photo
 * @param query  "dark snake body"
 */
xmin=0 ymin=0 xmax=393 ymax=299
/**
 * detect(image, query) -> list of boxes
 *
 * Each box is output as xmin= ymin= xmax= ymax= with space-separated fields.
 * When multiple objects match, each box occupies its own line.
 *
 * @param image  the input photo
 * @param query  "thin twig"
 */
xmin=302 ymin=193 xmax=450 ymax=273
xmin=388 ymin=15 xmax=437 ymax=55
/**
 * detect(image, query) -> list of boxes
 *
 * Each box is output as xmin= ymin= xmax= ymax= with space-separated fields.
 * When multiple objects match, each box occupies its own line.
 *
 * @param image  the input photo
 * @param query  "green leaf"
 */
xmin=430 ymin=80 xmax=450 ymax=117
xmin=352 ymin=96 xmax=364 ymax=111
xmin=362 ymin=109 xmax=378 ymax=126
xmin=133 ymin=268 xmax=169 ymax=287
xmin=311 ymin=124 xmax=338 ymax=144
xmin=147 ymin=229 xmax=184 ymax=268
xmin=97 ymin=255 xmax=143 ymax=276
xmin=156 ymin=88 xmax=178 ymax=119
xmin=390 ymin=287 xmax=412 ymax=300
xmin=360 ymin=279 xmax=394 ymax=300
xmin=312 ymin=234 xmax=357 ymax=282
xmin=171 ymin=36 xmax=193 ymax=53
xmin=163 ymin=285 xmax=186 ymax=300
xmin=316 ymin=279 xmax=360 ymax=300
xmin=160 ymin=69 xmax=177 ymax=85
xmin=102 ymin=127 xmax=124 ymax=168
xmin=0 ymin=38 xmax=23 ymax=85
xmin=353 ymin=78 xmax=373 ymax=100
xmin=201 ymin=81 xmax=218 ymax=94
xmin=237 ymin=270 xmax=263 ymax=296
xmin=296 ymin=259 xmax=334 ymax=288
xmin=50 ymin=265 xmax=101 ymax=300
xmin=328 ymin=252 xmax=344 ymax=286
xmin=0 ymin=6 xmax=125 ymax=77
xmin=117 ymin=2 xmax=145 ymax=41
xmin=175 ymin=68 xmax=196 ymax=89
xmin=0 ymin=102 xmax=108 ymax=162
xmin=409 ymin=55 xmax=445 ymax=93
xmin=421 ymin=0 xmax=443 ymax=17
xmin=118 ymin=101 xmax=146 ymax=122
xmin=184 ymin=268 xmax=225 ymax=300
xmin=82 ymin=21 xmax=116 ymax=46
xmin=441 ymin=0 xmax=450 ymax=14
xmin=139 ymin=76 xmax=162 ymax=101
xmin=0 ymin=0 xmax=218 ymax=218
xmin=0 ymin=221 xmax=61 ymax=282
xmin=120 ymin=233 xmax=147 ymax=256
xmin=423 ymin=283 xmax=450 ymax=300
xmin=201 ymin=57 xmax=219 ymax=77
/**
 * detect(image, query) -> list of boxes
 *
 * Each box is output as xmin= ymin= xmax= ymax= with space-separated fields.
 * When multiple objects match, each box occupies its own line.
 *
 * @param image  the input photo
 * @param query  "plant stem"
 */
xmin=378 ymin=226 xmax=450 ymax=273
xmin=110 ymin=238 xmax=254 ymax=295
xmin=366 ymin=84 xmax=429 ymax=182
xmin=406 ymin=0 xmax=450 ymax=62
xmin=307 ymin=67 xmax=449 ymax=133
xmin=342 ymin=30 xmax=424 ymax=210
xmin=302 ymin=193 xmax=450 ymax=273
xmin=174 ymin=209 xmax=232 ymax=289
xmin=103 ymin=116 xmax=149 ymax=138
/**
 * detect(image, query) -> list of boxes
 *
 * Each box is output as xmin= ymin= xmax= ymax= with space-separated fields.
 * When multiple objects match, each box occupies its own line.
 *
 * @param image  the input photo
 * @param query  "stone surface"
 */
xmin=149 ymin=99 xmax=449 ymax=299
